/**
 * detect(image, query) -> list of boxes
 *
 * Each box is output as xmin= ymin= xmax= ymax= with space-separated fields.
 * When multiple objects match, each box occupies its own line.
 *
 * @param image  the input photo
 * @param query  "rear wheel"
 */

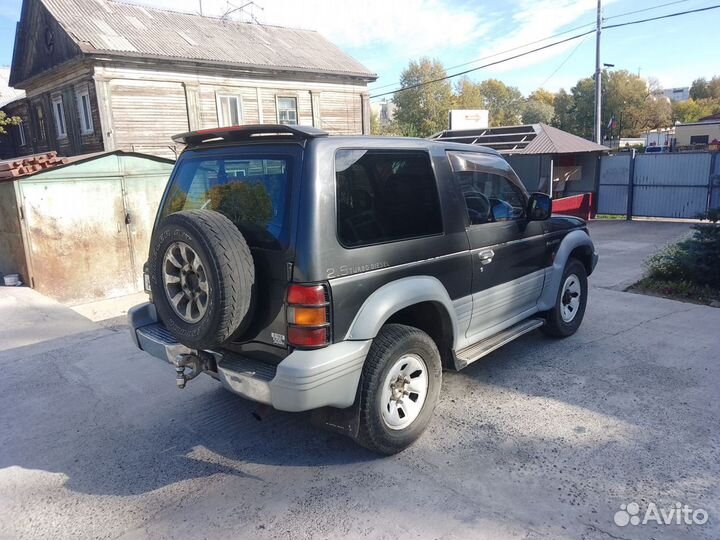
xmin=542 ymin=258 xmax=588 ymax=338
xmin=355 ymin=324 xmax=442 ymax=455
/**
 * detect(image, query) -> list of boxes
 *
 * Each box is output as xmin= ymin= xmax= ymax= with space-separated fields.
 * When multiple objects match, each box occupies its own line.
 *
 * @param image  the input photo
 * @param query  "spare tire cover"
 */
xmin=148 ymin=209 xmax=255 ymax=349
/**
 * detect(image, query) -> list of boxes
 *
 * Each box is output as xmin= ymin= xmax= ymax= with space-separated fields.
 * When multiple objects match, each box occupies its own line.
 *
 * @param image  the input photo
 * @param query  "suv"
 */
xmin=129 ymin=124 xmax=598 ymax=454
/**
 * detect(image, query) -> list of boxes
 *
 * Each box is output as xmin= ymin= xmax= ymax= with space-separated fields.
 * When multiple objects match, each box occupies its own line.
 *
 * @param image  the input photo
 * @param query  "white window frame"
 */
xmin=215 ymin=94 xmax=242 ymax=127
xmin=51 ymin=94 xmax=67 ymax=139
xmin=276 ymin=96 xmax=298 ymax=125
xmin=76 ymin=85 xmax=94 ymax=135
xmin=17 ymin=122 xmax=26 ymax=147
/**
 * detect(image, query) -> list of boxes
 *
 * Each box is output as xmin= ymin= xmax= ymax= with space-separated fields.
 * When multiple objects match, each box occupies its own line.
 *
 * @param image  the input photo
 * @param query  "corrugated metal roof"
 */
xmin=433 ymin=123 xmax=609 ymax=155
xmin=39 ymin=0 xmax=376 ymax=80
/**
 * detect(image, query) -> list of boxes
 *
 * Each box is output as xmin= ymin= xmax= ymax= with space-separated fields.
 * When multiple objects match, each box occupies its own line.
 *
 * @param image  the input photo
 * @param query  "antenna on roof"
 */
xmin=221 ymin=1 xmax=264 ymax=23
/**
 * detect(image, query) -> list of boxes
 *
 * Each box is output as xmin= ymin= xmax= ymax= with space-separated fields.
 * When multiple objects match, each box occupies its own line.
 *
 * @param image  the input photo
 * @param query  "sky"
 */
xmin=1 ymin=0 xmax=718 ymax=101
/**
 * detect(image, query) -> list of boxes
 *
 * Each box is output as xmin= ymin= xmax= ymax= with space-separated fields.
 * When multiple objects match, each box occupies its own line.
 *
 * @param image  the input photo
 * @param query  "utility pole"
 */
xmin=594 ymin=0 xmax=602 ymax=144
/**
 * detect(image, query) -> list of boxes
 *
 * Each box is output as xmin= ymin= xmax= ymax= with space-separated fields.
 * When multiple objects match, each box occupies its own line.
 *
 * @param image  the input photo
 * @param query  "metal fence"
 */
xmin=597 ymin=152 xmax=719 ymax=218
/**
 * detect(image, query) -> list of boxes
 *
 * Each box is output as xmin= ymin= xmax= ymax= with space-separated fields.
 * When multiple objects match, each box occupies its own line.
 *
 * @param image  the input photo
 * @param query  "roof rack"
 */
xmin=172 ymin=124 xmax=329 ymax=145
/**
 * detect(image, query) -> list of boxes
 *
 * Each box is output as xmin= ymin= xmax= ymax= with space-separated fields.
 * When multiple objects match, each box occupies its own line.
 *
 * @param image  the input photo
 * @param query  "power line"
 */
xmin=369 ymin=29 xmax=596 ymax=99
xmin=538 ymin=34 xmax=590 ymax=89
xmin=368 ymin=0 xmax=708 ymax=98
xmin=368 ymin=22 xmax=597 ymax=93
xmin=369 ymin=3 xmax=720 ymax=100
xmin=604 ymin=0 xmax=690 ymax=20
xmin=603 ymin=4 xmax=720 ymax=29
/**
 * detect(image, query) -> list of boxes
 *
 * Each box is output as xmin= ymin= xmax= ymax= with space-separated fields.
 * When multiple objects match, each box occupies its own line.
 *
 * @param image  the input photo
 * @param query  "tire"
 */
xmin=542 ymin=258 xmax=588 ymax=338
xmin=148 ymin=209 xmax=255 ymax=349
xmin=355 ymin=324 xmax=442 ymax=455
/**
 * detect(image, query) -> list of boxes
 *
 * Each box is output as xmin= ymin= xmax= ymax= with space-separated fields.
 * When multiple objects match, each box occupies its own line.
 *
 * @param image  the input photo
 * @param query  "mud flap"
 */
xmin=310 ymin=379 xmax=362 ymax=438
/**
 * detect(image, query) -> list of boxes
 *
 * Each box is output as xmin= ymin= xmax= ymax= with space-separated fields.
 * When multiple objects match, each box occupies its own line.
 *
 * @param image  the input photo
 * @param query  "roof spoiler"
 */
xmin=172 ymin=124 xmax=329 ymax=145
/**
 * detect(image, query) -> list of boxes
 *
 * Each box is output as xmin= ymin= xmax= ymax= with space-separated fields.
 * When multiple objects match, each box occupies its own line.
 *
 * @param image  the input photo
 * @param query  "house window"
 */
xmin=690 ymin=135 xmax=709 ymax=145
xmin=76 ymin=86 xmax=94 ymax=135
xmin=216 ymin=95 xmax=241 ymax=127
xmin=35 ymin=105 xmax=46 ymax=141
xmin=277 ymin=97 xmax=298 ymax=125
xmin=17 ymin=122 xmax=26 ymax=147
xmin=51 ymin=95 xmax=67 ymax=138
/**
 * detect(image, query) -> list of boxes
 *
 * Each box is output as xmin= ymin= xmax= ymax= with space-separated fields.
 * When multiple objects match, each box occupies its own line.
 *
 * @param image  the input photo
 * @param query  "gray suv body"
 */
xmin=129 ymin=124 xmax=598 ymax=454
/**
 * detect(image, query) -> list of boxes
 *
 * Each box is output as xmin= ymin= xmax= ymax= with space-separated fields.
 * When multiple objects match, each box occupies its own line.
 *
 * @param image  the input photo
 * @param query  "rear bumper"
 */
xmin=128 ymin=303 xmax=370 ymax=412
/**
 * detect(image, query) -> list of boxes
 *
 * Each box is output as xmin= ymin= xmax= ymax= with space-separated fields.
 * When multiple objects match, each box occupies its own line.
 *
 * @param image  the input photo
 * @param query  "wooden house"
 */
xmin=1 ymin=0 xmax=377 ymax=159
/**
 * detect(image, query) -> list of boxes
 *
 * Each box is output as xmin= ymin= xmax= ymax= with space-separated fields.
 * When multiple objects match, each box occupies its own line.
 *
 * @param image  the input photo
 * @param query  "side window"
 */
xmin=335 ymin=149 xmax=443 ymax=247
xmin=51 ymin=94 xmax=67 ymax=139
xmin=448 ymin=152 xmax=526 ymax=225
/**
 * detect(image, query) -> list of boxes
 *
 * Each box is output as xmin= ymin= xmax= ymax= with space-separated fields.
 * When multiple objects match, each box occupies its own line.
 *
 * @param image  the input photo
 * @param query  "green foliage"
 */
xmin=388 ymin=58 xmax=719 ymax=139
xmin=454 ymin=77 xmax=484 ymax=109
xmin=478 ymin=79 xmax=523 ymax=126
xmin=0 ymin=111 xmax=21 ymax=136
xmin=528 ymin=88 xmax=555 ymax=107
xmin=522 ymin=99 xmax=554 ymax=124
xmin=672 ymin=98 xmax=720 ymax=123
xmin=689 ymin=76 xmax=720 ymax=100
xmin=645 ymin=213 xmax=720 ymax=289
xmin=633 ymin=277 xmax=720 ymax=305
xmin=393 ymin=57 xmax=454 ymax=137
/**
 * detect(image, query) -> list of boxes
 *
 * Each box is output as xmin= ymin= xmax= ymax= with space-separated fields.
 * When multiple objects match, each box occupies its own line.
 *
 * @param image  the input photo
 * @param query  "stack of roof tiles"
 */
xmin=0 ymin=152 xmax=69 ymax=180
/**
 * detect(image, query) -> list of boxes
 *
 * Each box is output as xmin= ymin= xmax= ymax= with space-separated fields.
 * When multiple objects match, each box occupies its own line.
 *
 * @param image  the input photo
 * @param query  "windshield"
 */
xmin=160 ymin=154 xmax=293 ymax=248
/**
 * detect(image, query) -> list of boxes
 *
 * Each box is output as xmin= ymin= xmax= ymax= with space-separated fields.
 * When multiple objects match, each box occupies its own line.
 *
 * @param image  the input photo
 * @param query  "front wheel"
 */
xmin=355 ymin=324 xmax=442 ymax=455
xmin=542 ymin=258 xmax=588 ymax=338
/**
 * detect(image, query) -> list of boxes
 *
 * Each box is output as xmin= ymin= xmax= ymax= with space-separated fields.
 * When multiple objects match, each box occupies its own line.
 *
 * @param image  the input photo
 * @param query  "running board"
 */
xmin=455 ymin=318 xmax=545 ymax=369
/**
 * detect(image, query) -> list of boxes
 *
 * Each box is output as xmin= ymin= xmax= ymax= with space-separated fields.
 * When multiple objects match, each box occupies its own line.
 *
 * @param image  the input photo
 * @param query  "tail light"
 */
xmin=287 ymin=283 xmax=330 ymax=349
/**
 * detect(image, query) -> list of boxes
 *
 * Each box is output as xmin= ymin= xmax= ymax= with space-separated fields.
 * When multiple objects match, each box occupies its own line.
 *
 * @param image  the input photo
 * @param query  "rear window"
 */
xmin=160 ymin=156 xmax=292 ymax=248
xmin=335 ymin=149 xmax=443 ymax=247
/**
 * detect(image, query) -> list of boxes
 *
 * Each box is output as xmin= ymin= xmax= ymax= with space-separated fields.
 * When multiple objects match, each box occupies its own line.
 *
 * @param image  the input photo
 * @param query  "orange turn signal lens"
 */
xmin=288 ymin=306 xmax=327 ymax=326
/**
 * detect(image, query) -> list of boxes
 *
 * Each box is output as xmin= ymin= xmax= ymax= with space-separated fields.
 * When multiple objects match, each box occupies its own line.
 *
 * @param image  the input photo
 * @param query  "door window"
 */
xmin=448 ymin=153 xmax=526 ymax=225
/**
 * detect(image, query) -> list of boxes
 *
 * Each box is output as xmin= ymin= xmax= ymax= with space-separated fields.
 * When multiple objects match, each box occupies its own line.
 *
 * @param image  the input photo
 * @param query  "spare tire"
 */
xmin=148 ymin=209 xmax=255 ymax=349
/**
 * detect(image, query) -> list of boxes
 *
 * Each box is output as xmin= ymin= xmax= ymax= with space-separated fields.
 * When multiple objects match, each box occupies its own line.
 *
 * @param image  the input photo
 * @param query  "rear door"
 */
xmin=447 ymin=151 xmax=547 ymax=342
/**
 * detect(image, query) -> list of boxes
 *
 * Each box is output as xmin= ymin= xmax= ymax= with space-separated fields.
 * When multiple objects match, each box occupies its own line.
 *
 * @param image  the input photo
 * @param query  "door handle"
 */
xmin=478 ymin=249 xmax=494 ymax=265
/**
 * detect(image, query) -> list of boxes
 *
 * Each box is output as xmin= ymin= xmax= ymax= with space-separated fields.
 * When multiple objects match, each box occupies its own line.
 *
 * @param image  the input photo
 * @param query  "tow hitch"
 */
xmin=173 ymin=352 xmax=217 ymax=389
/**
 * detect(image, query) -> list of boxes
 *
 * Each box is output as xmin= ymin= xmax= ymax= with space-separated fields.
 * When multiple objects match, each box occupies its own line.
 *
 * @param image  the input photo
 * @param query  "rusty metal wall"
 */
xmin=19 ymin=177 xmax=137 ymax=303
xmin=15 ymin=153 xmax=173 ymax=304
xmin=0 ymin=182 xmax=29 ymax=283
xmin=597 ymin=154 xmax=631 ymax=215
xmin=632 ymin=153 xmax=712 ymax=218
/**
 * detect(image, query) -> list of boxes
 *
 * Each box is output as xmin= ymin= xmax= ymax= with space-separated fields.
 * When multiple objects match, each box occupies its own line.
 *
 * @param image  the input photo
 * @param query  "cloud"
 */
xmin=119 ymin=0 xmax=493 ymax=53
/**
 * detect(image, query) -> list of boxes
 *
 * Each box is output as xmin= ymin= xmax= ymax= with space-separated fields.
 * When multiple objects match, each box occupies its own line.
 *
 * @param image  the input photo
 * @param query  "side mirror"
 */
xmin=527 ymin=192 xmax=552 ymax=221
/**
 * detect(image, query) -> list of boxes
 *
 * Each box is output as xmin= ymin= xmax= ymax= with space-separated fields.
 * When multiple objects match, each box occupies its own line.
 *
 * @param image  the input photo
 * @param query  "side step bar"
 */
xmin=455 ymin=318 xmax=545 ymax=369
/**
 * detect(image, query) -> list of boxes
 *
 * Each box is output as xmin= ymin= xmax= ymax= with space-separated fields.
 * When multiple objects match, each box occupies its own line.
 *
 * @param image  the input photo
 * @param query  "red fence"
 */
xmin=552 ymin=193 xmax=595 ymax=220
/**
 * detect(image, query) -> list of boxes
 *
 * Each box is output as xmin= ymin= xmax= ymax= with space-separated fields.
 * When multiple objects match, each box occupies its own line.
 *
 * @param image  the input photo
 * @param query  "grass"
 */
xmin=629 ymin=212 xmax=720 ymax=307
xmin=628 ymin=277 xmax=720 ymax=307
xmin=594 ymin=214 xmax=626 ymax=220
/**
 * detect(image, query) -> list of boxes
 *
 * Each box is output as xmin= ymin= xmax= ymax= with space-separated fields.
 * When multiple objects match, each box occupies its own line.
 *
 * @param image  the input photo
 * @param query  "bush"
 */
xmin=645 ymin=210 xmax=720 ymax=288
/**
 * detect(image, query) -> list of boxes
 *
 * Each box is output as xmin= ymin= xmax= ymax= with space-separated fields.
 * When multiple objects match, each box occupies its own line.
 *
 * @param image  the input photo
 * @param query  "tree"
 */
xmin=672 ymin=98 xmax=720 ymax=123
xmin=551 ymin=89 xmax=575 ymax=132
xmin=690 ymin=78 xmax=710 ymax=100
xmin=454 ymin=77 xmax=484 ymax=109
xmin=393 ymin=57 xmax=454 ymax=137
xmin=477 ymin=79 xmax=523 ymax=126
xmin=0 ymin=111 xmax=21 ymax=136
xmin=528 ymin=88 xmax=555 ymax=107
xmin=522 ymin=99 xmax=554 ymax=124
